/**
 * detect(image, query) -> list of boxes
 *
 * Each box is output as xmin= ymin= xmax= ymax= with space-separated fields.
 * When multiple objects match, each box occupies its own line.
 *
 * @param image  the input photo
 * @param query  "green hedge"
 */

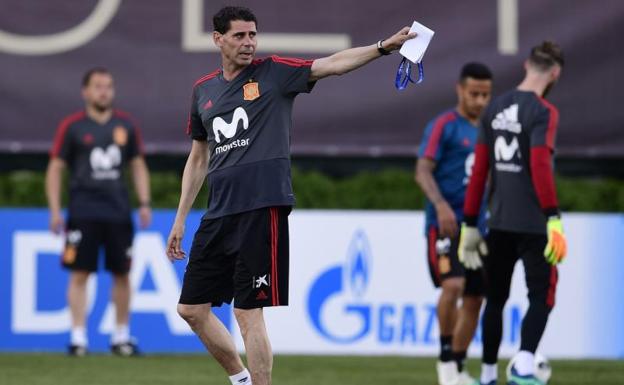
xmin=0 ymin=169 xmax=623 ymax=212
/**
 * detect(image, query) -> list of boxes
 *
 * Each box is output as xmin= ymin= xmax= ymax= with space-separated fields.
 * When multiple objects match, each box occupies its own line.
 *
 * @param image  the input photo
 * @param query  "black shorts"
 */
xmin=484 ymin=229 xmax=558 ymax=308
xmin=426 ymin=225 xmax=484 ymax=296
xmin=62 ymin=219 xmax=134 ymax=274
xmin=179 ymin=206 xmax=290 ymax=309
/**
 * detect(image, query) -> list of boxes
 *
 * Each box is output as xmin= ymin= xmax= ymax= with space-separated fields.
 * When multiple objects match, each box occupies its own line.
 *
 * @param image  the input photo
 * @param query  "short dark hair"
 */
xmin=460 ymin=62 xmax=493 ymax=82
xmin=528 ymin=41 xmax=564 ymax=70
xmin=82 ymin=67 xmax=111 ymax=87
xmin=213 ymin=6 xmax=257 ymax=34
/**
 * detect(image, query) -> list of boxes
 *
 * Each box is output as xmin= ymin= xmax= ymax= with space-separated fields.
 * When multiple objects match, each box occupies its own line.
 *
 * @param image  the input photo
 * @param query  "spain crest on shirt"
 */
xmin=243 ymin=82 xmax=260 ymax=101
xmin=113 ymin=125 xmax=128 ymax=146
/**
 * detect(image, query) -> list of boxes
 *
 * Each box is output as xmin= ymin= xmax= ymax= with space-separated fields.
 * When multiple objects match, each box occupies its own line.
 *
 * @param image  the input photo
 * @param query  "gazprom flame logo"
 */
xmin=307 ymin=230 xmax=372 ymax=343
xmin=346 ymin=231 xmax=370 ymax=298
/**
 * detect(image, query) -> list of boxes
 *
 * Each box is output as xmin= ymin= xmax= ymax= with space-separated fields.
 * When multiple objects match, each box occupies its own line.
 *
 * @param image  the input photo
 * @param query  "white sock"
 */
xmin=229 ymin=368 xmax=252 ymax=385
xmin=481 ymin=363 xmax=497 ymax=384
xmin=71 ymin=326 xmax=87 ymax=347
xmin=111 ymin=324 xmax=130 ymax=345
xmin=514 ymin=350 xmax=535 ymax=375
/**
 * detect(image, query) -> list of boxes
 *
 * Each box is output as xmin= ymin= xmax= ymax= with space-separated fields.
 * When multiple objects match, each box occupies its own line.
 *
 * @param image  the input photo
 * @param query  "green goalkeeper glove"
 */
xmin=544 ymin=216 xmax=567 ymax=265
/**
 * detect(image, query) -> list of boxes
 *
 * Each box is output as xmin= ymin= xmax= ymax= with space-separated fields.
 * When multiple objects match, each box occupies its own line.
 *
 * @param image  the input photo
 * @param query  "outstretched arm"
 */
xmin=309 ymin=26 xmax=416 ymax=81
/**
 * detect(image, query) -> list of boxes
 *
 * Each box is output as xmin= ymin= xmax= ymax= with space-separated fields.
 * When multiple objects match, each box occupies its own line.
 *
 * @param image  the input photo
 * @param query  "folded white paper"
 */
xmin=399 ymin=21 xmax=435 ymax=63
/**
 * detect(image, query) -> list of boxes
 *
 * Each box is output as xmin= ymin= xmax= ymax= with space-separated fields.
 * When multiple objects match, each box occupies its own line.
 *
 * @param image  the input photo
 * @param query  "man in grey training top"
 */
xmin=166 ymin=6 xmax=416 ymax=385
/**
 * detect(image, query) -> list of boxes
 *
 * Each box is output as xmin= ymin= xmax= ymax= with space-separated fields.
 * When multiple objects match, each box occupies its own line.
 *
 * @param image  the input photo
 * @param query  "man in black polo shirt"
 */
xmin=46 ymin=68 xmax=151 ymax=356
xmin=459 ymin=42 xmax=567 ymax=385
xmin=166 ymin=6 xmax=416 ymax=385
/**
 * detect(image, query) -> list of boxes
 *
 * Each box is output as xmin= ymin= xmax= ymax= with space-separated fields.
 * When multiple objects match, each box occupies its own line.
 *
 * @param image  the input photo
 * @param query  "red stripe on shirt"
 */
xmin=463 ymin=143 xmax=490 ymax=219
xmin=50 ymin=111 xmax=86 ymax=157
xmin=423 ymin=112 xmax=457 ymax=159
xmin=193 ymin=69 xmax=221 ymax=87
xmin=538 ymin=97 xmax=559 ymax=150
xmin=546 ymin=266 xmax=558 ymax=308
xmin=530 ymin=146 xmax=559 ymax=211
xmin=270 ymin=55 xmax=314 ymax=67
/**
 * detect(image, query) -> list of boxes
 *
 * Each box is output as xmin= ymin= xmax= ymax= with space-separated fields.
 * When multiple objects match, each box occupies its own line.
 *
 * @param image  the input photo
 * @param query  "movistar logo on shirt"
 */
xmin=90 ymin=145 xmax=121 ymax=180
xmin=492 ymin=103 xmax=522 ymax=134
xmin=213 ymin=107 xmax=249 ymax=143
xmin=213 ymin=106 xmax=251 ymax=155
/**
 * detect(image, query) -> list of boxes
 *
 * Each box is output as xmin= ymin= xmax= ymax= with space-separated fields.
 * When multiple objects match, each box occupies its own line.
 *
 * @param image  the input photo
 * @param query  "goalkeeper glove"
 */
xmin=544 ymin=216 xmax=567 ymax=265
xmin=458 ymin=224 xmax=488 ymax=270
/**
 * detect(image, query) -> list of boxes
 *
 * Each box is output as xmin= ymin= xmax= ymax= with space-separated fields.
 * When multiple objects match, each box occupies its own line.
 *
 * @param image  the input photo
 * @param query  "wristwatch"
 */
xmin=377 ymin=40 xmax=391 ymax=56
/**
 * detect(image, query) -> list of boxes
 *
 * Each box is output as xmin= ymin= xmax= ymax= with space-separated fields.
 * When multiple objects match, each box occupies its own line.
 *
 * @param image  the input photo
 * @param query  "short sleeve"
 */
xmin=127 ymin=123 xmax=145 ymax=159
xmin=49 ymin=118 xmax=74 ymax=160
xmin=531 ymin=102 xmax=559 ymax=151
xmin=269 ymin=55 xmax=316 ymax=96
xmin=418 ymin=115 xmax=452 ymax=162
xmin=187 ymin=86 xmax=207 ymax=141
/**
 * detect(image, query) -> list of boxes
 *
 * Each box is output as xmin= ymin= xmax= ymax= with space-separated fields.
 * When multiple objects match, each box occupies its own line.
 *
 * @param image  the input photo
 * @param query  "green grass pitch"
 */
xmin=0 ymin=354 xmax=622 ymax=384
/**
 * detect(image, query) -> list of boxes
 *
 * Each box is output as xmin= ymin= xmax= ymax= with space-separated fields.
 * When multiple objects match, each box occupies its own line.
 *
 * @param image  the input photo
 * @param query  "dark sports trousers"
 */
xmin=481 ymin=229 xmax=558 ymax=364
xmin=179 ymin=206 xmax=290 ymax=309
xmin=61 ymin=219 xmax=134 ymax=274
xmin=426 ymin=225 xmax=485 ymax=296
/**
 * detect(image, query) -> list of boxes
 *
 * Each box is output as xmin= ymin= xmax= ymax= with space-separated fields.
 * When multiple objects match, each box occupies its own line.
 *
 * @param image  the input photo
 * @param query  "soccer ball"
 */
xmin=506 ymin=353 xmax=552 ymax=384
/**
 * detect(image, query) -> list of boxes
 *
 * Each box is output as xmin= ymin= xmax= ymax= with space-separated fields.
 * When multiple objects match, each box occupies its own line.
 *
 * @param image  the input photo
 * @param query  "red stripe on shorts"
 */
xmin=270 ymin=208 xmax=280 ymax=306
xmin=428 ymin=226 xmax=440 ymax=281
xmin=546 ymin=265 xmax=558 ymax=308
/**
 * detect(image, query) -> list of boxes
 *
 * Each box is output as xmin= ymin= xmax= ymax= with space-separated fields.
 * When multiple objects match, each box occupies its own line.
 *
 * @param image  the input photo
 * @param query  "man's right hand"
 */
xmin=49 ymin=211 xmax=64 ymax=234
xmin=435 ymin=201 xmax=458 ymax=238
xmin=166 ymin=221 xmax=186 ymax=262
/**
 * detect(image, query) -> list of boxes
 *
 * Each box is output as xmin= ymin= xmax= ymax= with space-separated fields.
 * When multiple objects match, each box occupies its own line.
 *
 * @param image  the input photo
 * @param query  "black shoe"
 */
xmin=67 ymin=344 xmax=88 ymax=357
xmin=111 ymin=341 xmax=141 ymax=357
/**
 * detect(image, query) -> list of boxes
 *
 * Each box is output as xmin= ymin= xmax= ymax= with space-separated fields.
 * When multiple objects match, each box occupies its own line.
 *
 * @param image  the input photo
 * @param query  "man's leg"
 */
xmin=235 ymin=308 xmax=272 ymax=385
xmin=68 ymin=270 xmax=90 ymax=350
xmin=63 ymin=219 xmax=99 ymax=354
xmin=452 ymin=294 xmax=482 ymax=372
xmin=438 ymin=277 xmax=464 ymax=359
xmin=480 ymin=230 xmax=517 ymax=384
xmin=111 ymin=272 xmax=132 ymax=349
xmin=427 ymin=226 xmax=464 ymax=384
xmin=178 ymin=303 xmax=246 ymax=375
xmin=104 ymin=220 xmax=137 ymax=353
xmin=512 ymin=233 xmax=557 ymax=377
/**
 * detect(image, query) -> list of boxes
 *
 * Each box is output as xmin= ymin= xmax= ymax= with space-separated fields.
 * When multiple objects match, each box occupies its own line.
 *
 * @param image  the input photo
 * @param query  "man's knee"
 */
xmin=70 ymin=271 xmax=90 ymax=286
xmin=233 ymin=308 xmax=263 ymax=337
xmin=177 ymin=304 xmax=209 ymax=327
xmin=441 ymin=277 xmax=464 ymax=299
xmin=462 ymin=295 xmax=483 ymax=313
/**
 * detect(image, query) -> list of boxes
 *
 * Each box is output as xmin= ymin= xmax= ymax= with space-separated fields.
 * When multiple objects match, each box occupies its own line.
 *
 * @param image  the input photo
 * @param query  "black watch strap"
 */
xmin=377 ymin=40 xmax=391 ymax=56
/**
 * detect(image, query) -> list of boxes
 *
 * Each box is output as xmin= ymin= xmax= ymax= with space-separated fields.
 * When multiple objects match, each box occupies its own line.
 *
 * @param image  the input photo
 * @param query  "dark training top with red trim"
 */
xmin=464 ymin=90 xmax=560 ymax=234
xmin=50 ymin=110 xmax=144 ymax=221
xmin=417 ymin=109 xmax=487 ymax=235
xmin=187 ymin=55 xmax=315 ymax=219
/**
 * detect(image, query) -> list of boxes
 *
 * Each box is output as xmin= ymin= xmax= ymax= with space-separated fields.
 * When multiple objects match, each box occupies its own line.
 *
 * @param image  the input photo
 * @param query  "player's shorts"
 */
xmin=179 ymin=206 xmax=290 ymax=309
xmin=484 ymin=229 xmax=558 ymax=308
xmin=426 ymin=225 xmax=484 ymax=296
xmin=61 ymin=219 xmax=134 ymax=274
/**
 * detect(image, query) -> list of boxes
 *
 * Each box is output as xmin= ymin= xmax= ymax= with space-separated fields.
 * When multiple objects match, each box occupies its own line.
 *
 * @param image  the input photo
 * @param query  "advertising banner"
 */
xmin=1 ymin=209 xmax=622 ymax=358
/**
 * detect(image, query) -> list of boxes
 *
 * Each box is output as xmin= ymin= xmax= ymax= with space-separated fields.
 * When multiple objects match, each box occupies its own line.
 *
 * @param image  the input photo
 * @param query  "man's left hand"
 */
xmin=382 ymin=27 xmax=417 ymax=52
